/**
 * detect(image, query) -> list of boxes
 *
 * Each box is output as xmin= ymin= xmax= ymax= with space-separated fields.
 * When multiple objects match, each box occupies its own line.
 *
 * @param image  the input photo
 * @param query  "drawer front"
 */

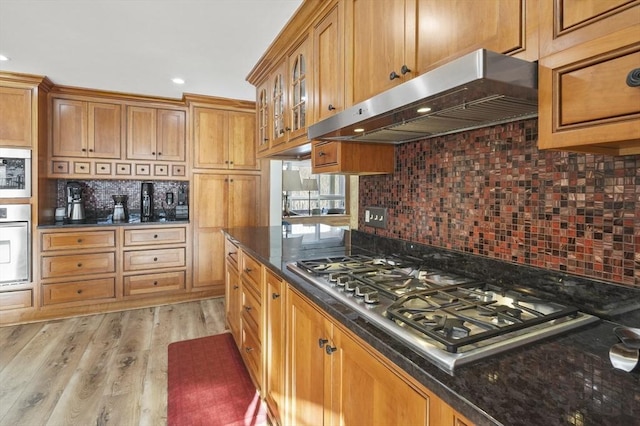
xmin=154 ymin=164 xmax=169 ymax=176
xmin=241 ymin=322 xmax=261 ymax=386
xmin=123 ymin=247 xmax=186 ymax=271
xmin=225 ymin=238 xmax=239 ymax=268
xmin=73 ymin=161 xmax=91 ymax=174
xmin=123 ymin=227 xmax=186 ymax=246
xmin=42 ymin=278 xmax=115 ymax=305
xmin=241 ymin=284 xmax=261 ymax=332
xmin=124 ymin=271 xmax=185 ymax=296
xmin=0 ymin=290 xmax=33 ymax=310
xmin=52 ymin=161 xmax=69 ymax=174
xmin=172 ymin=164 xmax=186 ymax=176
xmin=240 ymin=252 xmax=262 ymax=291
xmin=116 ymin=163 xmax=132 ymax=175
xmin=312 ymin=142 xmax=338 ymax=166
xmin=42 ymin=252 xmax=116 ymax=278
xmin=135 ymin=163 xmax=151 ymax=175
xmin=95 ymin=162 xmax=112 ymax=175
xmin=41 ymin=230 xmax=116 ymax=251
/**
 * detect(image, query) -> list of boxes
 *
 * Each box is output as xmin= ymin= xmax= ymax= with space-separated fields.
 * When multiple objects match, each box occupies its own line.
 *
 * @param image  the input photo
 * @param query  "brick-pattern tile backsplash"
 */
xmin=358 ymin=119 xmax=640 ymax=287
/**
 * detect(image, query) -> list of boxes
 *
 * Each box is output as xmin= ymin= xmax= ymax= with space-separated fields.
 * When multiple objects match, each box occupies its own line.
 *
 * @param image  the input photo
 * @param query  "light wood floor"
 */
xmin=0 ymin=298 xmax=227 ymax=426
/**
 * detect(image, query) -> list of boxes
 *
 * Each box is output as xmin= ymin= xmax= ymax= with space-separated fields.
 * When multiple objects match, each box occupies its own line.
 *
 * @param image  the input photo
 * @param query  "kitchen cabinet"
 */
xmin=538 ymin=2 xmax=640 ymax=155
xmin=256 ymin=80 xmax=271 ymax=154
xmin=263 ymin=269 xmax=285 ymax=423
xmin=239 ymin=251 xmax=263 ymax=389
xmin=225 ymin=238 xmax=241 ymax=346
xmin=192 ymin=173 xmax=260 ymax=290
xmin=51 ymin=98 xmax=122 ymax=159
xmin=193 ymin=106 xmax=258 ymax=170
xmin=311 ymin=140 xmax=395 ymax=175
xmin=126 ymin=106 xmax=186 ymax=161
xmin=40 ymin=229 xmax=117 ymax=307
xmin=286 ymin=287 xmax=430 ymax=426
xmin=0 ymin=86 xmax=32 ymax=147
xmin=344 ymin=0 xmax=414 ymax=105
xmin=313 ymin=1 xmax=344 ymax=123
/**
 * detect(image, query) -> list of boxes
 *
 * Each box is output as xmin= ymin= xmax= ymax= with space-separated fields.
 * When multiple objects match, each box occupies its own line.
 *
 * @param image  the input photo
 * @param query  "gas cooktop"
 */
xmin=288 ymin=254 xmax=599 ymax=373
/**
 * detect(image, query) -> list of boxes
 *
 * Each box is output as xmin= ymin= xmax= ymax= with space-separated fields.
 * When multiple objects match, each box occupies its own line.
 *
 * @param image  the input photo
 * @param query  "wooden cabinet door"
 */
xmin=256 ymin=80 xmax=271 ymax=153
xmin=52 ymin=98 xmax=87 ymax=157
xmin=329 ymin=326 xmax=429 ymax=426
xmin=157 ymin=109 xmax=185 ymax=161
xmin=194 ymin=228 xmax=225 ymax=289
xmin=225 ymin=259 xmax=241 ymax=344
xmin=194 ymin=173 xmax=227 ymax=228
xmin=228 ymin=175 xmax=259 ymax=228
xmin=264 ymin=270 xmax=285 ymax=422
xmin=228 ymin=111 xmax=257 ymax=170
xmin=416 ymin=0 xmax=527 ymax=72
xmin=270 ymin=60 xmax=288 ymax=148
xmin=0 ymin=86 xmax=32 ymax=147
xmin=193 ymin=107 xmax=227 ymax=169
xmin=288 ymin=35 xmax=311 ymax=142
xmin=88 ymin=102 xmax=121 ymax=158
xmin=286 ymin=289 xmax=330 ymax=426
xmin=126 ymin=106 xmax=156 ymax=160
xmin=313 ymin=3 xmax=344 ymax=122
xmin=346 ymin=0 xmax=414 ymax=104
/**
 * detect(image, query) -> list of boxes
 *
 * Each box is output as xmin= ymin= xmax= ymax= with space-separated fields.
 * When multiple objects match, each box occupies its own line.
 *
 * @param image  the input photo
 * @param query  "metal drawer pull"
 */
xmin=318 ymin=338 xmax=328 ymax=348
xmin=272 ymin=293 xmax=280 ymax=300
xmin=233 ymin=285 xmax=239 ymax=290
xmin=153 ymin=281 xmax=158 ymax=286
xmin=627 ymin=68 xmax=640 ymax=87
xmin=77 ymin=289 xmax=83 ymax=294
xmin=153 ymin=257 xmax=158 ymax=261
xmin=325 ymin=345 xmax=337 ymax=355
xmin=244 ymin=306 xmax=252 ymax=312
xmin=77 ymin=263 xmax=82 ymax=267
xmin=154 ymin=234 xmax=158 ymax=238
xmin=244 ymin=267 xmax=252 ymax=273
xmin=245 ymin=347 xmax=253 ymax=352
xmin=77 ymin=239 xmax=83 ymax=243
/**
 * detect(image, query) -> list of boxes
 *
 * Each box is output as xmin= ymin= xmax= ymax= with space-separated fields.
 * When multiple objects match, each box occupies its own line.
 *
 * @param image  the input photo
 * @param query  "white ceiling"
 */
xmin=0 ymin=0 xmax=303 ymax=101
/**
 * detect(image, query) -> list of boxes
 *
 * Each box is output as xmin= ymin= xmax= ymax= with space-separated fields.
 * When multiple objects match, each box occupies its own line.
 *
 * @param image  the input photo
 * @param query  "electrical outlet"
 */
xmin=364 ymin=206 xmax=387 ymax=229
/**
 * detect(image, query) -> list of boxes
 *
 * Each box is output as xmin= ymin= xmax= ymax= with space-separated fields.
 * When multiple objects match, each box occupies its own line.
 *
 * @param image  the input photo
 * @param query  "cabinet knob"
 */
xmin=233 ymin=285 xmax=239 ymax=290
xmin=77 ymin=263 xmax=82 ymax=267
xmin=100 ymin=166 xmax=105 ymax=170
xmin=400 ymin=64 xmax=411 ymax=75
xmin=77 ymin=289 xmax=83 ymax=294
xmin=158 ymin=152 xmax=162 ymax=156
xmin=263 ymin=138 xmax=269 ymax=142
xmin=318 ymin=338 xmax=328 ymax=348
xmin=325 ymin=345 xmax=337 ymax=355
xmin=154 ymin=234 xmax=158 ymax=238
xmin=229 ymin=161 xmax=234 ymax=165
xmin=57 ymin=165 xmax=63 ymax=169
xmin=328 ymin=104 xmax=336 ymax=111
xmin=89 ymin=149 xmax=94 ymax=152
xmin=153 ymin=257 xmax=158 ymax=261
xmin=318 ymin=151 xmax=326 ymax=157
xmin=152 ymin=152 xmax=156 ymax=155
xmin=153 ymin=281 xmax=158 ymax=285
xmin=225 ymin=160 xmax=229 ymax=164
xmin=244 ymin=306 xmax=252 ymax=312
xmin=81 ymin=148 xmax=87 ymax=152
xmin=79 ymin=165 xmax=85 ymax=170
xmin=627 ymin=68 xmax=640 ymax=87
xmin=285 ymin=126 xmax=291 ymax=131
xmin=272 ymin=292 xmax=280 ymax=300
xmin=389 ymin=71 xmax=400 ymax=80
xmin=244 ymin=267 xmax=252 ymax=273
xmin=77 ymin=239 xmax=83 ymax=243
xmin=245 ymin=347 xmax=253 ymax=353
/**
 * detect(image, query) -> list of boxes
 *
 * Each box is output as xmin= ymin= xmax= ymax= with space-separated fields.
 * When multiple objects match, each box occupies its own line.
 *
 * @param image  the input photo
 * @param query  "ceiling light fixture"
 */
xmin=354 ymin=128 xmax=365 ymax=133
xmin=172 ymin=77 xmax=185 ymax=85
xmin=0 ymin=55 xmax=9 ymax=61
xmin=417 ymin=107 xmax=432 ymax=113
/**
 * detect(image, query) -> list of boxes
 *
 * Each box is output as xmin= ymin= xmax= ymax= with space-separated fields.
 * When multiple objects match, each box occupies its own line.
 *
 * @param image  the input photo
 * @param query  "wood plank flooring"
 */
xmin=0 ymin=298 xmax=227 ymax=426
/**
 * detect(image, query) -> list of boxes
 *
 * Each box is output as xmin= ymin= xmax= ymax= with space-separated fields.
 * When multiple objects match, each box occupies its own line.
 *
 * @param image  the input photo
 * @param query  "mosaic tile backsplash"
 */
xmin=56 ymin=179 xmax=189 ymax=219
xmin=358 ymin=119 xmax=639 ymax=287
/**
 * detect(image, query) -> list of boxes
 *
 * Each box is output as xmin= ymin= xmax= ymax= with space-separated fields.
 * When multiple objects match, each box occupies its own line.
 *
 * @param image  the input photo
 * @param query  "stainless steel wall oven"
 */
xmin=0 ymin=204 xmax=31 ymax=286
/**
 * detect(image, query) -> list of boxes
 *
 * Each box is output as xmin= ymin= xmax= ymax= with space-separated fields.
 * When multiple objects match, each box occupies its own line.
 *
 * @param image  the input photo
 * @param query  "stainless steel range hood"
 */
xmin=308 ymin=49 xmax=538 ymax=144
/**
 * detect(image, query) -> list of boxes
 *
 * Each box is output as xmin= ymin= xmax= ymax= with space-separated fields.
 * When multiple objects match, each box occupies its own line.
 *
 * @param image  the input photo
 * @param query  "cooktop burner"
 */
xmin=289 ymin=254 xmax=599 ymax=373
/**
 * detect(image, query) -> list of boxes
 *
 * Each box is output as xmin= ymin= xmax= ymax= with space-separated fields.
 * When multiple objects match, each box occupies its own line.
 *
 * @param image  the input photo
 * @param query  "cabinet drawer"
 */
xmin=52 ymin=161 xmax=69 ymax=174
xmin=124 ymin=271 xmax=185 ymax=296
xmin=73 ymin=161 xmax=91 ymax=174
xmin=313 ymin=141 xmax=338 ymax=166
xmin=154 ymin=164 xmax=169 ymax=176
xmin=123 ymin=247 xmax=186 ymax=271
xmin=172 ymin=164 xmax=186 ymax=176
xmin=241 ymin=322 xmax=261 ymax=386
xmin=240 ymin=252 xmax=262 ymax=291
xmin=116 ymin=163 xmax=131 ymax=175
xmin=41 ymin=230 xmax=116 ymax=251
xmin=135 ymin=163 xmax=151 ymax=175
xmin=0 ymin=290 xmax=32 ymax=310
xmin=42 ymin=278 xmax=115 ymax=305
xmin=225 ymin=238 xmax=239 ymax=268
xmin=95 ymin=162 xmax=112 ymax=175
xmin=241 ymin=284 xmax=261 ymax=332
xmin=123 ymin=227 xmax=186 ymax=246
xmin=41 ymin=252 xmax=116 ymax=278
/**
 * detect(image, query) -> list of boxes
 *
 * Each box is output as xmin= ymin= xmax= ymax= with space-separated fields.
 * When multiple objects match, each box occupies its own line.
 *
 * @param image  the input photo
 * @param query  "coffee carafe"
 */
xmin=112 ymin=195 xmax=129 ymax=222
xmin=66 ymin=181 xmax=85 ymax=222
xmin=141 ymin=182 xmax=154 ymax=222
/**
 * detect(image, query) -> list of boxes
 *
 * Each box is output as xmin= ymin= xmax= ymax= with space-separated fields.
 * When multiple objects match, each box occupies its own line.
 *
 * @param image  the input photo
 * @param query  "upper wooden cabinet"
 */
xmin=313 ymin=1 xmax=344 ymax=122
xmin=126 ymin=106 xmax=185 ymax=161
xmin=52 ymin=98 xmax=122 ymax=158
xmin=538 ymin=1 xmax=640 ymax=155
xmin=193 ymin=106 xmax=257 ymax=170
xmin=256 ymin=80 xmax=271 ymax=154
xmin=0 ymin=86 xmax=32 ymax=147
xmin=345 ymin=0 xmax=413 ymax=105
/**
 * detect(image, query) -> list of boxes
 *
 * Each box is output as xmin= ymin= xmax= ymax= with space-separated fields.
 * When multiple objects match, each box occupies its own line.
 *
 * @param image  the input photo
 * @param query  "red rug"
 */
xmin=168 ymin=332 xmax=267 ymax=426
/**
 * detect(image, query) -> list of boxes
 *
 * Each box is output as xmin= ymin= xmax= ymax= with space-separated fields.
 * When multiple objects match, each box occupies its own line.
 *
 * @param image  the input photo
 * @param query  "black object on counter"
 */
xmin=141 ymin=182 xmax=154 ymax=222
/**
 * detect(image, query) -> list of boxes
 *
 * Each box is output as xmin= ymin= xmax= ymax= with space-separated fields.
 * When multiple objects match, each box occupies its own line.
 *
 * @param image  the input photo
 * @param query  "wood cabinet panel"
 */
xmin=225 ymin=257 xmax=241 ymax=344
xmin=312 ymin=141 xmax=395 ymax=175
xmin=41 ymin=230 xmax=116 ymax=251
xmin=123 ymin=227 xmax=186 ymax=246
xmin=264 ymin=269 xmax=285 ymax=423
xmin=240 ymin=252 xmax=262 ymax=292
xmin=42 ymin=278 xmax=115 ymax=305
xmin=41 ymin=252 xmax=115 ymax=278
xmin=52 ymin=98 xmax=87 ymax=157
xmin=123 ymin=247 xmax=186 ymax=271
xmin=157 ymin=109 xmax=185 ymax=161
xmin=88 ymin=102 xmax=121 ymax=158
xmin=228 ymin=111 xmax=257 ymax=170
xmin=313 ymin=2 xmax=344 ymax=122
xmin=0 ymin=86 xmax=32 ymax=147
xmin=123 ymin=271 xmax=185 ymax=296
xmin=225 ymin=237 xmax=239 ymax=269
xmin=127 ymin=106 xmax=156 ymax=160
xmin=0 ymin=290 xmax=32 ymax=311
xmin=228 ymin=175 xmax=260 ymax=227
xmin=193 ymin=228 xmax=225 ymax=289
xmin=194 ymin=174 xmax=227 ymax=228
xmin=241 ymin=282 xmax=261 ymax=334
xmin=241 ymin=318 xmax=262 ymax=388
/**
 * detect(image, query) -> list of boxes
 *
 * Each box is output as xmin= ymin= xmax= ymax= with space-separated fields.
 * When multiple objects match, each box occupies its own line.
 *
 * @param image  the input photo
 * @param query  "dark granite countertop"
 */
xmin=38 ymin=214 xmax=189 ymax=229
xmin=224 ymin=225 xmax=640 ymax=426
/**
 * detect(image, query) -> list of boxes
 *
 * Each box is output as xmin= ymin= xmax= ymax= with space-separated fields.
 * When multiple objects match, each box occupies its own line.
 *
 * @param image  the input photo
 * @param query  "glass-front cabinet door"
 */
xmin=288 ymin=35 xmax=311 ymax=142
xmin=271 ymin=61 xmax=287 ymax=148
xmin=257 ymin=82 xmax=270 ymax=153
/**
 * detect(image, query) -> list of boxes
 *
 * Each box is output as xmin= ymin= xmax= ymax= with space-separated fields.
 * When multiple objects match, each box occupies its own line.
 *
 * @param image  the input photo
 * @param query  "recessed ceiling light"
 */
xmin=0 ymin=55 xmax=9 ymax=61
xmin=354 ymin=128 xmax=365 ymax=133
xmin=417 ymin=107 xmax=431 ymax=113
xmin=172 ymin=78 xmax=185 ymax=85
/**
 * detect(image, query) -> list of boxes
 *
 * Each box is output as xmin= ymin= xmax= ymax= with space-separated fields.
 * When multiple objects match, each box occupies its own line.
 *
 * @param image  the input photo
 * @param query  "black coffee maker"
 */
xmin=141 ymin=182 xmax=154 ymax=221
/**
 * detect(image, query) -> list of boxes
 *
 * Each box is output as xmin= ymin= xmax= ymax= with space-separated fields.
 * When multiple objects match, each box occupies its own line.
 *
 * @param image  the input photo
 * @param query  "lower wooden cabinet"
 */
xmin=239 ymin=251 xmax=263 ymax=389
xmin=123 ymin=271 xmax=185 ymax=296
xmin=225 ymin=253 xmax=242 ymax=346
xmin=42 ymin=278 xmax=116 ymax=306
xmin=263 ymin=269 xmax=285 ymax=423
xmin=0 ymin=290 xmax=33 ymax=311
